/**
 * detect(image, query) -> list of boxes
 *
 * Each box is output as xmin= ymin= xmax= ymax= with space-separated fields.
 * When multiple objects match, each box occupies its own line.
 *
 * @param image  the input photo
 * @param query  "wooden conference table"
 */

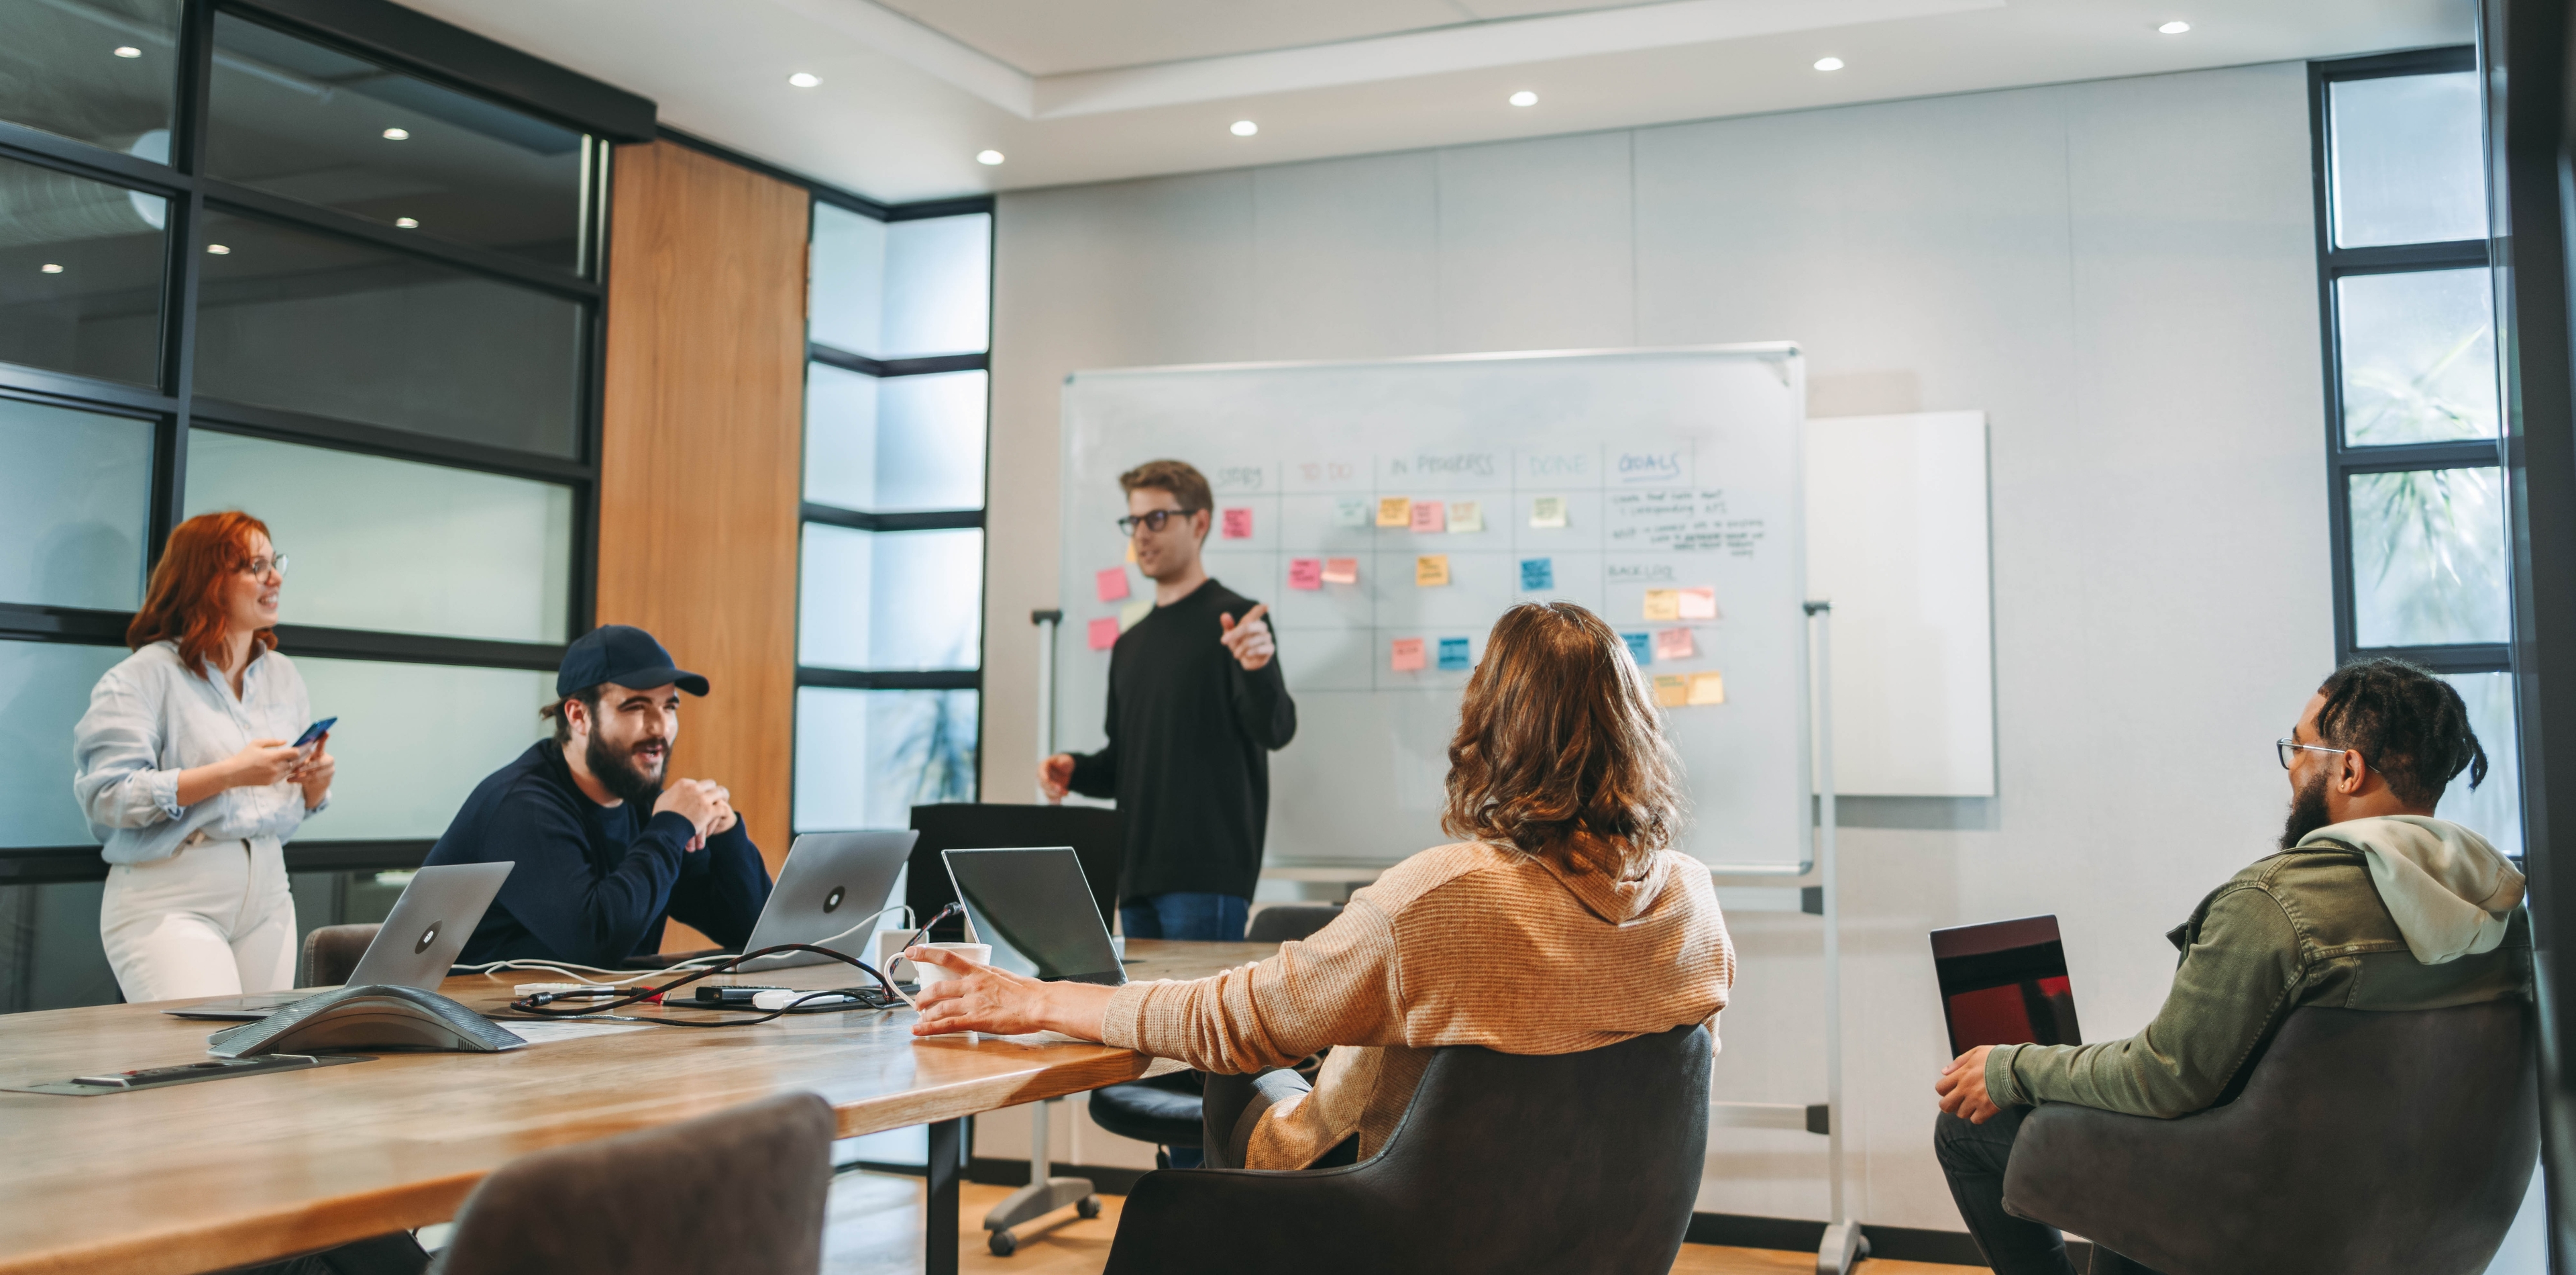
xmin=0 ymin=939 xmax=1272 ymax=1275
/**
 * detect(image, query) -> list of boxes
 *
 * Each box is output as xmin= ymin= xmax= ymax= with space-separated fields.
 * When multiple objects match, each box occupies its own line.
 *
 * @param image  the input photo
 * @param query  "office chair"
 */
xmin=2002 ymin=1002 xmax=2537 ymax=1275
xmin=297 ymin=924 xmax=382 ymax=987
xmin=431 ymin=1092 xmax=836 ymax=1275
xmin=1102 ymin=1023 xmax=1711 ymax=1275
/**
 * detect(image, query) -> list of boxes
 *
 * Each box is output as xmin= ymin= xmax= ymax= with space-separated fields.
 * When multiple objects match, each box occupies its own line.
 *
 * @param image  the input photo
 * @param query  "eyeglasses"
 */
xmin=2276 ymin=738 xmax=2345 ymax=769
xmin=239 ymin=555 xmax=288 ymax=578
xmin=1116 ymin=509 xmax=1200 ymax=536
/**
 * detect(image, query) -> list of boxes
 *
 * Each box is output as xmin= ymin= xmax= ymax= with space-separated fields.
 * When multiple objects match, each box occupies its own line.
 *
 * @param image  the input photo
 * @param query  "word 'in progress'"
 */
xmin=1438 ymin=637 xmax=1472 ymax=672
xmin=1088 ymin=617 xmax=1120 ymax=650
xmin=1411 ymin=500 xmax=1445 ymax=533
xmin=1222 ymin=508 xmax=1254 ymax=539
xmin=1391 ymin=638 xmax=1426 ymax=672
xmin=1449 ymin=500 xmax=1484 ymax=533
xmin=1323 ymin=557 xmax=1359 ymax=584
xmin=1521 ymin=558 xmax=1554 ymax=591
xmin=1120 ymin=600 xmax=1151 ymax=631
xmin=1653 ymin=627 xmax=1695 ymax=661
xmin=1623 ymin=631 xmax=1653 ymax=665
xmin=1378 ymin=497 xmax=1412 ymax=527
xmin=1530 ymin=496 xmax=1568 ymax=529
xmin=1416 ymin=554 xmax=1451 ymax=587
xmin=1289 ymin=558 xmax=1323 ymax=591
xmin=1335 ymin=497 xmax=1370 ymax=527
xmin=1096 ymin=568 xmax=1129 ymax=603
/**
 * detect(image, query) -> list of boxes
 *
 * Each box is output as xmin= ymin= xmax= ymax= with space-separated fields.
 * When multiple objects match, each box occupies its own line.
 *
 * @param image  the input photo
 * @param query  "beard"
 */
xmin=584 ymin=731 xmax=667 ymax=806
xmin=2277 ymin=767 xmax=2333 ymax=851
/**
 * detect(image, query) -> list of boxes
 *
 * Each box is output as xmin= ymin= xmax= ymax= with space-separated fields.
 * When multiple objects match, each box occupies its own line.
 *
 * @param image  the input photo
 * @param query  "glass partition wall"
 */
xmin=0 ymin=0 xmax=604 ymax=1009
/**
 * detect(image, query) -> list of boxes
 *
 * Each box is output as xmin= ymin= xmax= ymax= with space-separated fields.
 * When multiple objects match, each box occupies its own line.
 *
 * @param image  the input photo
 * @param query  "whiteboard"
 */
xmin=1057 ymin=346 xmax=1814 ymax=874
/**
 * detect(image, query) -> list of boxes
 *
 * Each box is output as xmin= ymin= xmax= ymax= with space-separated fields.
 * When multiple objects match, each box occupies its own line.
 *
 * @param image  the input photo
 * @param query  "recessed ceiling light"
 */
xmin=975 ymin=150 xmax=1004 ymax=166
xmin=206 ymin=244 xmax=231 ymax=255
xmin=2159 ymin=19 xmax=2191 ymax=34
xmin=381 ymin=127 xmax=409 ymax=140
xmin=113 ymin=46 xmax=140 ymax=58
xmin=788 ymin=72 xmax=820 ymax=88
xmin=1509 ymin=91 xmax=1538 ymax=107
xmin=394 ymin=217 xmax=419 ymax=228
xmin=1230 ymin=119 xmax=1258 ymax=137
xmin=1813 ymin=56 xmax=1845 ymax=71
xmin=40 ymin=264 xmax=63 ymax=274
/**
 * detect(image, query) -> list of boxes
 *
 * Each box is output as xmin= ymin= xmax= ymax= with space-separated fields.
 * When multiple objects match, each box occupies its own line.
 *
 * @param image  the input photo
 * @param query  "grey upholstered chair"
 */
xmin=2002 ymin=1001 xmax=2538 ymax=1275
xmin=297 ymin=923 xmax=382 ymax=987
xmin=431 ymin=1092 xmax=837 ymax=1275
xmin=1102 ymin=1023 xmax=1711 ymax=1275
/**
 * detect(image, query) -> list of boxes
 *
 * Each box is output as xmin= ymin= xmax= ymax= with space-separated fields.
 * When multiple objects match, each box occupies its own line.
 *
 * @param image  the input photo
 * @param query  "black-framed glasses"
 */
xmin=1116 ymin=508 xmax=1200 ymax=536
xmin=2277 ymin=738 xmax=2345 ymax=769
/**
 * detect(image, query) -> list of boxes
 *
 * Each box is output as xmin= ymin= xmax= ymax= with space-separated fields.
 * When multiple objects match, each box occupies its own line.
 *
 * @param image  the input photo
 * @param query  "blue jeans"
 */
xmin=1118 ymin=892 xmax=1249 ymax=942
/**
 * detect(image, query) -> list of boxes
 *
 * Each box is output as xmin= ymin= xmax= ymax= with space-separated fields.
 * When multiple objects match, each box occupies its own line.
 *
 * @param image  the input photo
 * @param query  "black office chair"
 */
xmin=1102 ymin=1023 xmax=1711 ymax=1275
xmin=2002 ymin=1002 xmax=2538 ymax=1275
xmin=1086 ymin=904 xmax=1345 ymax=1164
xmin=297 ymin=924 xmax=381 ymax=987
xmin=431 ymin=1092 xmax=837 ymax=1275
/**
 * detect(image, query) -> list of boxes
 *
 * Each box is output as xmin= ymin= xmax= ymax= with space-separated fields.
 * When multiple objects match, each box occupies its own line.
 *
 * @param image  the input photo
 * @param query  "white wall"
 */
xmin=984 ymin=63 xmax=2331 ymax=1228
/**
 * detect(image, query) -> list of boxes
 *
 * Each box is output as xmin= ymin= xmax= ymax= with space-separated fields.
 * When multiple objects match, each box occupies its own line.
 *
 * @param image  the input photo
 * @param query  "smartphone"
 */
xmin=292 ymin=717 xmax=337 ymax=749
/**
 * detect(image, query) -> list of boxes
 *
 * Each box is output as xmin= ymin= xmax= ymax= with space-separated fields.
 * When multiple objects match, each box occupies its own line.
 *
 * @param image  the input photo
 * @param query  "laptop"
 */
xmin=731 ymin=830 xmax=920 ymax=971
xmin=165 ymin=862 xmax=515 ymax=1021
xmin=1929 ymin=914 xmax=2083 ymax=1056
xmin=941 ymin=846 xmax=1129 ymax=986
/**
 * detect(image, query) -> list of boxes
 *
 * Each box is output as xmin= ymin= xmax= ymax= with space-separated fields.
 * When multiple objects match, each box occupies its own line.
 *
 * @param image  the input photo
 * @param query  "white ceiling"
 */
xmin=397 ymin=0 xmax=2470 ymax=204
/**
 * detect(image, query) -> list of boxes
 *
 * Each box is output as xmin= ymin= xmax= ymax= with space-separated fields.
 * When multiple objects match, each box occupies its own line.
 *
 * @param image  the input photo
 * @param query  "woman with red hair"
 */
xmin=73 ymin=511 xmax=334 ymax=1002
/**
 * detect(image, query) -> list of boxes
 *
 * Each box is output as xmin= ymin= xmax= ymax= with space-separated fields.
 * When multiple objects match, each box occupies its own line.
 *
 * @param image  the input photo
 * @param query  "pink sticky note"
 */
xmin=1222 ymin=507 xmax=1254 ymax=539
xmin=1678 ymin=587 xmax=1718 ymax=620
xmin=1390 ymin=638 xmax=1427 ymax=672
xmin=1095 ymin=568 xmax=1130 ymax=602
xmin=1087 ymin=617 xmax=1120 ymax=650
xmin=1409 ymin=500 xmax=1445 ymax=533
xmin=1322 ymin=557 xmax=1358 ymax=584
xmin=1653 ymin=627 xmax=1695 ymax=661
xmin=1289 ymin=558 xmax=1323 ymax=591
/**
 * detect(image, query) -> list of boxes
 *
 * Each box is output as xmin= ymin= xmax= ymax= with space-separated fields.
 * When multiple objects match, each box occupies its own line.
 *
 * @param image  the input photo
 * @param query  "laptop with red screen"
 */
xmin=1930 ymin=915 xmax=2083 ymax=1056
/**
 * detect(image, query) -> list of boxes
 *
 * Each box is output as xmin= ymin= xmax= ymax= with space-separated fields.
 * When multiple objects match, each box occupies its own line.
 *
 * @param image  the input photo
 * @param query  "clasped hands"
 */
xmin=1935 ymin=1044 xmax=2000 ymax=1123
xmin=653 ymin=777 xmax=737 ymax=852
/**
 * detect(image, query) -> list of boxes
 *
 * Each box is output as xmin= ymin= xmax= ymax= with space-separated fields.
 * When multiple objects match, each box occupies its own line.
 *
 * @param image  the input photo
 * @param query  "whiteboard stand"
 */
xmin=1805 ymin=600 xmax=1868 ymax=1275
xmin=1032 ymin=609 xmax=1062 ymax=803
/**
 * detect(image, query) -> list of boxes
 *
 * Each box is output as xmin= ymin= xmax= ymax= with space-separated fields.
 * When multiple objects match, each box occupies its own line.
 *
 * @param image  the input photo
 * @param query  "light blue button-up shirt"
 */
xmin=72 ymin=641 xmax=327 ymax=864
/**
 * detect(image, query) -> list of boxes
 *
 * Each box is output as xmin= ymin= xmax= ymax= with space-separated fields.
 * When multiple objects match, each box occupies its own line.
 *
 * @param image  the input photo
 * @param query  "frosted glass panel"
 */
xmin=798 ymin=525 xmax=983 ymax=670
xmin=0 ymin=641 xmax=127 ymax=848
xmin=292 ymin=658 xmax=549 ymax=840
xmin=2437 ymin=671 xmax=2522 ymax=858
xmin=810 ymin=203 xmax=886 ymax=357
xmin=882 ymin=214 xmax=990 ymax=358
xmin=186 ymin=431 xmax=574 ymax=643
xmin=2349 ymin=467 xmax=2509 ymax=648
xmin=2329 ymin=72 xmax=2485 ymax=248
xmin=2338 ymin=268 xmax=2498 ymax=445
xmin=794 ymin=688 xmax=977 ymax=831
xmin=804 ymin=366 xmax=987 ymax=513
xmin=804 ymin=362 xmax=880 ymax=511
xmin=0 ymin=397 xmax=153 ymax=610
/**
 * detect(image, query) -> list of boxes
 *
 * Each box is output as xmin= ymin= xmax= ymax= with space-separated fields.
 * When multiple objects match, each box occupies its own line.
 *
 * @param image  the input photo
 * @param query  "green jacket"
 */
xmin=1986 ymin=820 xmax=2529 ymax=1118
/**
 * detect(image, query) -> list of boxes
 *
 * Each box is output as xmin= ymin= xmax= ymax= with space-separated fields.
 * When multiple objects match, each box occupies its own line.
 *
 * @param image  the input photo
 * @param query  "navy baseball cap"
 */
xmin=557 ymin=625 xmax=709 ymax=698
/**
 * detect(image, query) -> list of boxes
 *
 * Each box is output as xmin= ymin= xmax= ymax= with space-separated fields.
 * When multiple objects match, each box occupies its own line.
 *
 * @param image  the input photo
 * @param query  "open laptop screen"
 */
xmin=942 ymin=847 xmax=1126 ymax=985
xmin=1929 ymin=914 xmax=2082 ymax=1056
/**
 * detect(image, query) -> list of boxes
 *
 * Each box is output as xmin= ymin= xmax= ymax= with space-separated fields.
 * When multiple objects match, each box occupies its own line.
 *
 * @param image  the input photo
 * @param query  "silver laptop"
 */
xmin=164 ymin=862 xmax=515 ymax=1020
xmin=732 ymin=830 xmax=920 ymax=971
xmin=941 ymin=846 xmax=1128 ymax=986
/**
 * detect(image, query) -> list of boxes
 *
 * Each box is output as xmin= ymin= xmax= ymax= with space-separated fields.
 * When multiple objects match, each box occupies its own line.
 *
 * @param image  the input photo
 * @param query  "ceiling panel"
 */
xmin=873 ymin=0 xmax=1482 ymax=75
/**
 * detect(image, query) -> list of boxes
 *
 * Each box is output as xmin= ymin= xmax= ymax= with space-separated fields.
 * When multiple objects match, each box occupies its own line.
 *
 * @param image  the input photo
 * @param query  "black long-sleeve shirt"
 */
xmin=1068 ymin=578 xmax=1297 ymax=902
xmin=423 ymin=742 xmax=771 ymax=966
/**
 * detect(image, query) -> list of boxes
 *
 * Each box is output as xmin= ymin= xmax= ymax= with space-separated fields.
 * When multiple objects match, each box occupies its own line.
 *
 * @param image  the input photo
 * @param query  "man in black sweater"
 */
xmin=1042 ymin=458 xmax=1297 ymax=943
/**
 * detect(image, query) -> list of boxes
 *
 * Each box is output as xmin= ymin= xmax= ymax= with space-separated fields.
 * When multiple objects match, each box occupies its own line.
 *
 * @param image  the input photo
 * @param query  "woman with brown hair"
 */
xmin=73 ymin=511 xmax=333 ymax=1002
xmin=908 ymin=601 xmax=1733 ymax=1170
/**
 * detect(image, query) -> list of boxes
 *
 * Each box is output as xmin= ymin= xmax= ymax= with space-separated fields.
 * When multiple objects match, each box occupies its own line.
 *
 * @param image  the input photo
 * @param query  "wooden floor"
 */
xmin=818 ymin=1172 xmax=1982 ymax=1275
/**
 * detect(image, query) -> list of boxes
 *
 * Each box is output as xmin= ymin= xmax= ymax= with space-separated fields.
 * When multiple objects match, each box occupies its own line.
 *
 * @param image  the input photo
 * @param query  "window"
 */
xmin=0 ymin=0 xmax=607 ymax=1011
xmin=794 ymin=201 xmax=993 ymax=832
xmin=2310 ymin=48 xmax=2519 ymax=853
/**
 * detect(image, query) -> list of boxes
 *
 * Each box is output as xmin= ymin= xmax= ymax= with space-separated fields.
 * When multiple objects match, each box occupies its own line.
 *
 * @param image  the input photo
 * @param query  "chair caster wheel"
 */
xmin=989 ymin=1229 xmax=1017 ymax=1256
xmin=1077 ymin=1195 xmax=1103 ymax=1219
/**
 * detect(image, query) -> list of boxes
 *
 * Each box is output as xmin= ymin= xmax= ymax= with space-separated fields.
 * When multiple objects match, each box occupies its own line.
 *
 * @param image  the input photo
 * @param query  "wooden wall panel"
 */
xmin=599 ymin=140 xmax=807 ymax=931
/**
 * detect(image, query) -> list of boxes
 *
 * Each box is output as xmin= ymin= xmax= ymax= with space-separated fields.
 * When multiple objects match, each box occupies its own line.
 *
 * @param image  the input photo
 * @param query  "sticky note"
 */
xmin=1678 ymin=587 xmax=1718 ymax=620
xmin=1119 ymin=600 xmax=1152 ymax=631
xmin=1437 ymin=637 xmax=1472 ymax=671
xmin=1288 ymin=558 xmax=1323 ymax=590
xmin=1391 ymin=637 xmax=1426 ymax=672
xmin=1530 ymin=495 xmax=1567 ymax=528
xmin=1643 ymin=589 xmax=1682 ymax=621
xmin=1095 ymin=568 xmax=1130 ymax=603
xmin=1448 ymin=500 xmax=1483 ymax=533
xmin=1687 ymin=672 xmax=1725 ymax=706
xmin=1653 ymin=674 xmax=1688 ymax=707
xmin=1653 ymin=627 xmax=1695 ymax=661
xmin=1222 ymin=507 xmax=1253 ymax=540
xmin=1334 ymin=497 xmax=1370 ymax=527
xmin=1622 ymin=631 xmax=1653 ymax=665
xmin=1125 ymin=539 xmax=1137 ymax=564
xmin=1520 ymin=557 xmax=1554 ymax=591
xmin=1410 ymin=500 xmax=1445 ymax=533
xmin=1415 ymin=554 xmax=1450 ymax=587
xmin=1377 ymin=497 xmax=1412 ymax=527
xmin=1322 ymin=557 xmax=1359 ymax=584
xmin=1087 ymin=617 xmax=1120 ymax=650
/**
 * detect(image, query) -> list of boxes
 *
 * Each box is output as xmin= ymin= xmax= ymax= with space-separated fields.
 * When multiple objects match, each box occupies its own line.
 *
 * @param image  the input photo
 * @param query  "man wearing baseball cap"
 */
xmin=424 ymin=624 xmax=772 ymax=967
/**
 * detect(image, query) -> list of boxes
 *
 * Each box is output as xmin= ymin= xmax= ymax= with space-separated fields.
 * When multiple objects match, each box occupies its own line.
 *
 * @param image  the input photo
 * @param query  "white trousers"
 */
xmin=99 ymin=837 xmax=297 ymax=1003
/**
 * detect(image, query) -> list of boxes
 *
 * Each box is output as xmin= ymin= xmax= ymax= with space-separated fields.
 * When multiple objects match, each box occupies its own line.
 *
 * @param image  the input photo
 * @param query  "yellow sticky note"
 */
xmin=1124 ymin=538 xmax=1137 ymax=564
xmin=1415 ymin=554 xmax=1451 ymax=586
xmin=1643 ymin=589 xmax=1681 ymax=621
xmin=1687 ymin=672 xmax=1725 ymax=706
xmin=1448 ymin=499 xmax=1483 ymax=533
xmin=1119 ymin=600 xmax=1152 ymax=631
xmin=1377 ymin=497 xmax=1413 ymax=527
xmin=1653 ymin=674 xmax=1688 ymax=707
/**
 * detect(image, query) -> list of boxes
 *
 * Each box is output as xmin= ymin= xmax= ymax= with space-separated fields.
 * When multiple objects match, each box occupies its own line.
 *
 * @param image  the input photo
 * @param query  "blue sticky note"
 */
xmin=1622 ymin=631 xmax=1653 ymax=664
xmin=1520 ymin=557 xmax=1554 ymax=591
xmin=1437 ymin=637 xmax=1472 ymax=672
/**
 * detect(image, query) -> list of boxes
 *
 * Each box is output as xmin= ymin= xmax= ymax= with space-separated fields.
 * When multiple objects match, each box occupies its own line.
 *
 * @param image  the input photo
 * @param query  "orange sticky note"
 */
xmin=1391 ymin=638 xmax=1427 ymax=672
xmin=1687 ymin=672 xmax=1725 ymax=706
xmin=1124 ymin=538 xmax=1137 ymax=564
xmin=1322 ymin=557 xmax=1358 ymax=584
xmin=1222 ymin=507 xmax=1253 ymax=539
xmin=1410 ymin=500 xmax=1445 ymax=533
xmin=1653 ymin=674 xmax=1688 ymax=707
xmin=1087 ymin=617 xmax=1120 ymax=650
xmin=1678 ymin=587 xmax=1718 ymax=620
xmin=1377 ymin=497 xmax=1412 ymax=527
xmin=1642 ymin=589 xmax=1681 ymax=621
xmin=1288 ymin=558 xmax=1322 ymax=590
xmin=1095 ymin=568 xmax=1129 ymax=602
xmin=1415 ymin=554 xmax=1450 ymax=586
xmin=1652 ymin=627 xmax=1695 ymax=661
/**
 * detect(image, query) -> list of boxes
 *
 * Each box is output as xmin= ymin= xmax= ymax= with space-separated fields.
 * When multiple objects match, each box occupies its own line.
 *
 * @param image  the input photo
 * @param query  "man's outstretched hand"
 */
xmin=1038 ymin=753 xmax=1075 ymax=804
xmin=1219 ymin=603 xmax=1275 ymax=672
xmin=1935 ymin=1045 xmax=2000 ymax=1123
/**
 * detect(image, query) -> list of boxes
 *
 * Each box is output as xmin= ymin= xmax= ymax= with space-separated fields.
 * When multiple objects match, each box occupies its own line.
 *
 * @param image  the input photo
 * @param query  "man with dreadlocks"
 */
xmin=1927 ymin=658 xmax=2530 ymax=1275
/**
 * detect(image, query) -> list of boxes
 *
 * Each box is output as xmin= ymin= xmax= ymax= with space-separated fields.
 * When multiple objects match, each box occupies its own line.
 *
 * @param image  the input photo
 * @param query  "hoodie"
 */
xmin=1102 ymin=839 xmax=1736 ymax=1168
xmin=1987 ymin=816 xmax=2530 ymax=1119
